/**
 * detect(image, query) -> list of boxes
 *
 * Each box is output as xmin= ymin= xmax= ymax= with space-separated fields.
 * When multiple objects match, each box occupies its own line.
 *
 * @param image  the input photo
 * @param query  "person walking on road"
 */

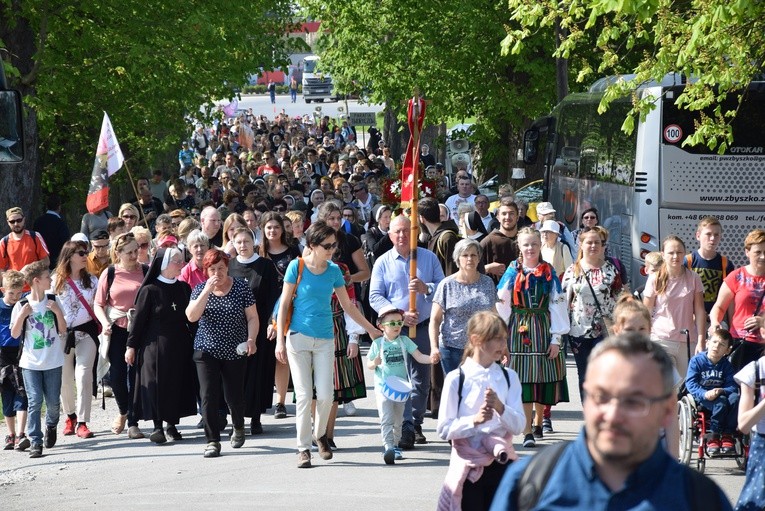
xmin=275 ymin=221 xmax=380 ymax=468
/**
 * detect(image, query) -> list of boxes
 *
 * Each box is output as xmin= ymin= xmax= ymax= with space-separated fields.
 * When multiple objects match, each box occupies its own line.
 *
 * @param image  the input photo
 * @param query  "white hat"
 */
xmin=536 ymin=202 xmax=556 ymax=215
xmin=71 ymin=233 xmax=89 ymax=244
xmin=539 ymin=219 xmax=559 ymax=234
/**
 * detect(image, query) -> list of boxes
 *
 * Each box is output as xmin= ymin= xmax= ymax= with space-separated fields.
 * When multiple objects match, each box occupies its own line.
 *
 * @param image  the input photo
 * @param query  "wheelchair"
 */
xmin=677 ymin=392 xmax=749 ymax=473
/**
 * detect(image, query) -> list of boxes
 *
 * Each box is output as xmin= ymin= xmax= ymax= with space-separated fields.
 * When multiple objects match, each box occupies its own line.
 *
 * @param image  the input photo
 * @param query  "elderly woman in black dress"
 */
xmin=125 ymin=247 xmax=197 ymax=444
xmin=228 ymin=227 xmax=280 ymax=434
xmin=186 ymin=248 xmax=258 ymax=458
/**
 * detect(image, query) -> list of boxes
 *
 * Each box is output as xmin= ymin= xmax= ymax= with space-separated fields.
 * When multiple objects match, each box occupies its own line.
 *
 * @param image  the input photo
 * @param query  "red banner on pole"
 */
xmin=400 ymin=97 xmax=426 ymax=203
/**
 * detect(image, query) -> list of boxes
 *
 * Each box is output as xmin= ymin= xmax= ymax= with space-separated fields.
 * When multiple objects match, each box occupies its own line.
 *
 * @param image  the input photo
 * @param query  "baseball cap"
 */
xmin=377 ymin=304 xmax=405 ymax=324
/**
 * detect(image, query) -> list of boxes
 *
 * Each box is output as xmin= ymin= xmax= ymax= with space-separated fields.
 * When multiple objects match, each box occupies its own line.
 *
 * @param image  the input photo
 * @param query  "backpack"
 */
xmin=514 ymin=442 xmax=724 ymax=511
xmin=105 ymin=264 xmax=149 ymax=303
xmin=685 ymin=253 xmax=729 ymax=279
xmin=456 ymin=362 xmax=510 ymax=409
xmin=0 ymin=230 xmax=40 ymax=263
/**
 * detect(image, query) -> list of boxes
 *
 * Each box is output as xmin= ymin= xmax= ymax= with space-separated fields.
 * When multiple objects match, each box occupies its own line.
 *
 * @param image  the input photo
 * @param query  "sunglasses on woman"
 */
xmin=319 ymin=241 xmax=338 ymax=251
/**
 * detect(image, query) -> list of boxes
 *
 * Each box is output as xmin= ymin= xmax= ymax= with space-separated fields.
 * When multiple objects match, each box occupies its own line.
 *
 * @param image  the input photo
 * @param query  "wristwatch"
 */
xmin=425 ymin=283 xmax=434 ymax=296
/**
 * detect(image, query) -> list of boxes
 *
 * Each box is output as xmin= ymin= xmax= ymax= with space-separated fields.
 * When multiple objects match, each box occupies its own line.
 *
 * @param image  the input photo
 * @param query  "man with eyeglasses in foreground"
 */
xmin=0 ymin=207 xmax=49 ymax=278
xmin=490 ymin=332 xmax=731 ymax=510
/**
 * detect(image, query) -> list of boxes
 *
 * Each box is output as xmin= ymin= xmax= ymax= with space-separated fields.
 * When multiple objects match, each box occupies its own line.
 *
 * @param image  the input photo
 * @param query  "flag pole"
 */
xmin=122 ymin=161 xmax=151 ymax=230
xmin=408 ymin=93 xmax=422 ymax=338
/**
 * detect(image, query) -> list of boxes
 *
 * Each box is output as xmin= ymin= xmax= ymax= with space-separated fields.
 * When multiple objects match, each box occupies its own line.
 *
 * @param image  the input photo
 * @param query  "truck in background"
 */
xmin=302 ymin=55 xmax=333 ymax=103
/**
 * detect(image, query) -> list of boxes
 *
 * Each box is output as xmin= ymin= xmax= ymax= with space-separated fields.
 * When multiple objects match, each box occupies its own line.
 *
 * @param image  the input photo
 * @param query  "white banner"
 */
xmin=96 ymin=112 xmax=124 ymax=176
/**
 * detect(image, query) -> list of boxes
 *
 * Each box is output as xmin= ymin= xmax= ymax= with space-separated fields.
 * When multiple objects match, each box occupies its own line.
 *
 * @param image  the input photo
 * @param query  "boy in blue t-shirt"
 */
xmin=367 ymin=306 xmax=434 ymax=465
xmin=0 ymin=270 xmax=29 ymax=451
xmin=685 ymin=328 xmax=739 ymax=455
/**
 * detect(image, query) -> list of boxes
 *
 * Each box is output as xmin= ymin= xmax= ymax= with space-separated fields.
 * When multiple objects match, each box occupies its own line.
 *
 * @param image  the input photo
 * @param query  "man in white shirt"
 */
xmin=444 ymin=175 xmax=476 ymax=223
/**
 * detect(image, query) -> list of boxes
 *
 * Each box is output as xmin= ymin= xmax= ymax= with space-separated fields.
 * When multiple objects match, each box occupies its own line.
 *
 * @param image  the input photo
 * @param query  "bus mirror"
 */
xmin=523 ymin=128 xmax=539 ymax=164
xmin=0 ymin=90 xmax=24 ymax=163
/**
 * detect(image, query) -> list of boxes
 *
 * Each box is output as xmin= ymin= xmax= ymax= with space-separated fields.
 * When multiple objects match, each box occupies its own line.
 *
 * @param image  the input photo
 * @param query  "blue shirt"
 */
xmin=369 ymin=247 xmax=445 ymax=321
xmin=685 ymin=352 xmax=738 ymax=404
xmin=489 ymin=430 xmax=732 ymax=511
xmin=285 ymin=259 xmax=345 ymax=339
xmin=0 ymin=299 xmax=19 ymax=348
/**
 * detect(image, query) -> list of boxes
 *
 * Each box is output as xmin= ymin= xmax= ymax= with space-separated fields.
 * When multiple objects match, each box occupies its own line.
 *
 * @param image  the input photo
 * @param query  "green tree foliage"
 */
xmin=503 ymin=0 xmax=765 ymax=153
xmin=299 ymin=0 xmax=559 ymax=179
xmin=0 ymin=0 xmax=300 ymax=217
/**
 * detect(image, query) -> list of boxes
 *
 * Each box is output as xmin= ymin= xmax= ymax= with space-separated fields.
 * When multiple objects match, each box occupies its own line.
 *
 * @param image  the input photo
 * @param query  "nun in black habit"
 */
xmin=126 ymin=247 xmax=197 ymax=444
xmin=227 ymin=226 xmax=281 ymax=434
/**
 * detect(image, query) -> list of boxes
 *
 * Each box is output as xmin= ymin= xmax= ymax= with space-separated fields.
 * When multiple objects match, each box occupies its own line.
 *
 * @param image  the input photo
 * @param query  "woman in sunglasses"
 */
xmin=130 ymin=227 xmax=153 ymax=265
xmin=275 ymin=221 xmax=381 ymax=468
xmin=94 ymin=232 xmax=148 ymax=439
xmin=51 ymin=241 xmax=100 ymax=439
xmin=118 ymin=204 xmax=140 ymax=231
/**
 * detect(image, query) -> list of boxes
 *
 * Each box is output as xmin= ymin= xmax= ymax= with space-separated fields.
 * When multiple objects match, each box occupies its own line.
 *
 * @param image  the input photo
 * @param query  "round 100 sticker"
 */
xmin=663 ymin=124 xmax=682 ymax=143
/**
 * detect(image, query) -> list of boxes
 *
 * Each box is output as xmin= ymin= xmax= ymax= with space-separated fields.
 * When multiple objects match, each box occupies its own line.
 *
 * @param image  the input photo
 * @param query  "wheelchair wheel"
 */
xmin=696 ymin=457 xmax=706 ymax=473
xmin=677 ymin=397 xmax=694 ymax=466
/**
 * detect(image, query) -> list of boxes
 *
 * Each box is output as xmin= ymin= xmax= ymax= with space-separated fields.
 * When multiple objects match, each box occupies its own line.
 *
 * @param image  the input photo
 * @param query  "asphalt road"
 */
xmin=0 ymin=350 xmax=746 ymax=509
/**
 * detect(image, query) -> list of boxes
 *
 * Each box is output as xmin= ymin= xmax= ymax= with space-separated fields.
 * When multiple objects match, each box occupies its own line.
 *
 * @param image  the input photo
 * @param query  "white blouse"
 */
xmin=437 ymin=358 xmax=526 ymax=450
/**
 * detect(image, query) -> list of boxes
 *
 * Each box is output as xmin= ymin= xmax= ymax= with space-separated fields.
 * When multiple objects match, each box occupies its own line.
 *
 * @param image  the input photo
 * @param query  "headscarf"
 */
xmin=464 ymin=211 xmax=488 ymax=238
xmin=139 ymin=247 xmax=183 ymax=292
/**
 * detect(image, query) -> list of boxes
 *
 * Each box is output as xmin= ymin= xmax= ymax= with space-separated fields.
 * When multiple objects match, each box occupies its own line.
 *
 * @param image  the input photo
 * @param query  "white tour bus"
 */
xmin=522 ymin=75 xmax=765 ymax=286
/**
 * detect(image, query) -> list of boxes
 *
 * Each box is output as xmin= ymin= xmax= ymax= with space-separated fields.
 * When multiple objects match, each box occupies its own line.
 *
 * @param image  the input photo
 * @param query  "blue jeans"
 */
xmin=290 ymin=88 xmax=297 ymax=102
xmin=700 ymin=393 xmax=739 ymax=434
xmin=403 ymin=321 xmax=431 ymax=428
xmin=1 ymin=383 xmax=27 ymax=417
xmin=22 ymin=366 xmax=62 ymax=447
xmin=440 ymin=345 xmax=464 ymax=375
xmin=569 ymin=334 xmax=603 ymax=400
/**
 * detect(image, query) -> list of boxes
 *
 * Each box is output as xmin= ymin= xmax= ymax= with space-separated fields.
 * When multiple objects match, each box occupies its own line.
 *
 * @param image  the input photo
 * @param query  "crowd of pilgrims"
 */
xmin=3 ymin=111 xmax=765 ymax=504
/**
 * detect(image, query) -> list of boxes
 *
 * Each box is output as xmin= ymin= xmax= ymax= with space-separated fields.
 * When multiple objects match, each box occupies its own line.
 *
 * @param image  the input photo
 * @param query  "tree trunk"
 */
xmin=555 ymin=21 xmax=569 ymax=102
xmin=0 ymin=4 xmax=43 ymax=234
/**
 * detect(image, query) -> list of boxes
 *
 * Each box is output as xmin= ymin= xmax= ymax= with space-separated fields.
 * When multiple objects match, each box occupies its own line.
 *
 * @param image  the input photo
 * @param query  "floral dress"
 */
xmin=497 ymin=261 xmax=570 ymax=404
xmin=562 ymin=261 xmax=623 ymax=339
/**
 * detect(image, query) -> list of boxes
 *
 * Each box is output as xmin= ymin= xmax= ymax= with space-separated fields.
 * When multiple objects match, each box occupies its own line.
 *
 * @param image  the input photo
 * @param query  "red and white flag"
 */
xmin=400 ymin=96 xmax=426 ymax=204
xmin=86 ymin=112 xmax=124 ymax=213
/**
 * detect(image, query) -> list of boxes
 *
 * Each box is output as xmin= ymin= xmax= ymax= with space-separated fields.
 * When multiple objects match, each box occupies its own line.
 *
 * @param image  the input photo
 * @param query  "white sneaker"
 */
xmin=343 ymin=401 xmax=357 ymax=416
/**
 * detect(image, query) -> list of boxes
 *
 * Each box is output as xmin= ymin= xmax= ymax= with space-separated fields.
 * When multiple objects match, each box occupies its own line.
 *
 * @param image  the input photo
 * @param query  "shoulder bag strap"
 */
xmin=583 ymin=269 xmax=605 ymax=318
xmin=753 ymin=285 xmax=765 ymax=317
xmin=66 ymin=277 xmax=99 ymax=325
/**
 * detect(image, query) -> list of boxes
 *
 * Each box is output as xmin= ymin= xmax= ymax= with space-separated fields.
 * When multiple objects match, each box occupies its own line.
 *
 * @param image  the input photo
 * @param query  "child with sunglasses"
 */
xmin=367 ymin=305 xmax=436 ymax=465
